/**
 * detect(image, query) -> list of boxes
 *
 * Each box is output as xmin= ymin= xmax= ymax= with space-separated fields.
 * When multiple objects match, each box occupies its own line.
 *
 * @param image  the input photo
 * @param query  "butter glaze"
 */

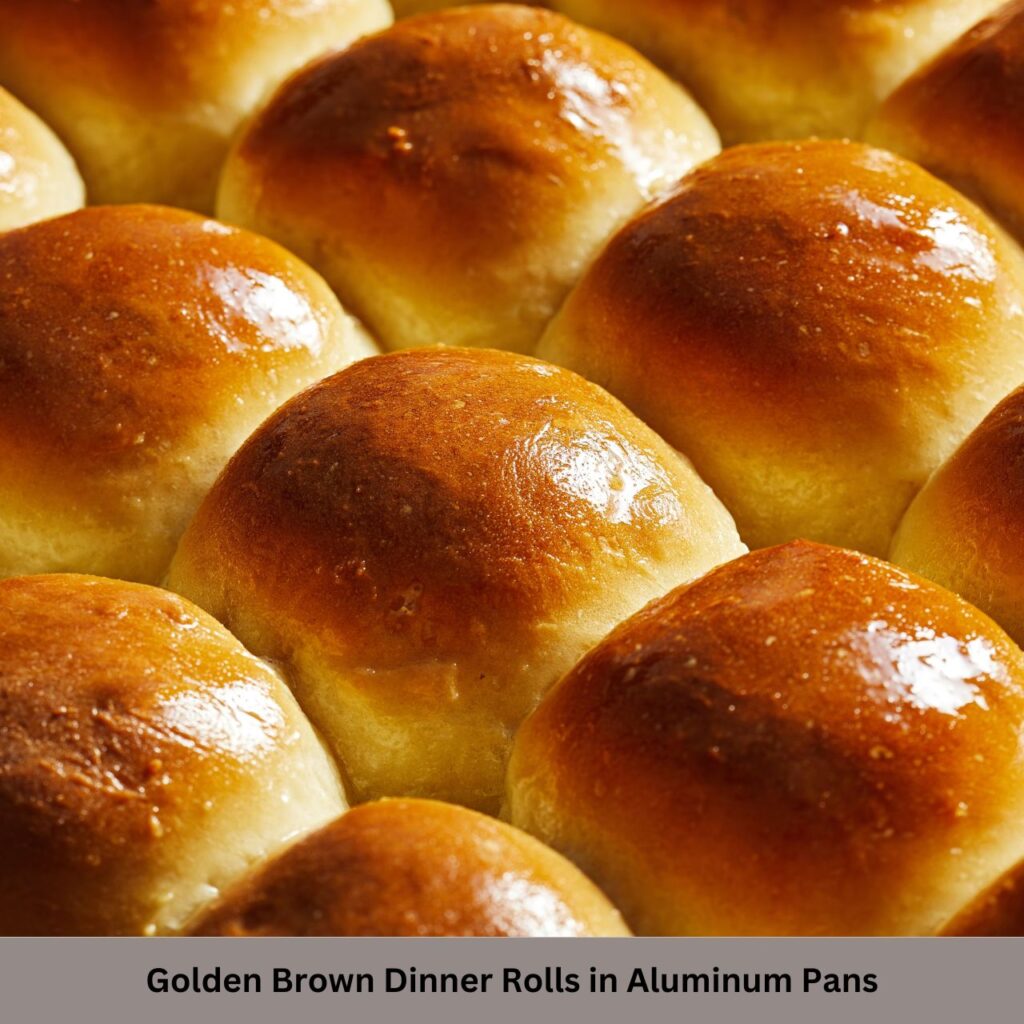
xmin=870 ymin=1 xmax=1024 ymax=247
xmin=189 ymin=800 xmax=630 ymax=936
xmin=539 ymin=140 xmax=1024 ymax=555
xmin=0 ymin=574 xmax=345 ymax=935
xmin=217 ymin=4 xmax=719 ymax=353
xmin=507 ymin=541 xmax=1024 ymax=936
xmin=0 ymin=204 xmax=375 ymax=584
xmin=168 ymin=347 xmax=744 ymax=812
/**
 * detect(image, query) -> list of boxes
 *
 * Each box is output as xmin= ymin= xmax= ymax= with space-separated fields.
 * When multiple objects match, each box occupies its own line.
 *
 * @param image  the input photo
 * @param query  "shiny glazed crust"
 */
xmin=0 ymin=574 xmax=346 ymax=936
xmin=189 ymin=799 xmax=630 ymax=936
xmin=507 ymin=541 xmax=1024 ymax=935
xmin=869 ymin=1 xmax=1024 ymax=246
xmin=538 ymin=140 xmax=1024 ymax=555
xmin=0 ymin=204 xmax=376 ymax=584
xmin=0 ymin=87 xmax=83 ymax=230
xmin=217 ymin=4 xmax=720 ymax=352
xmin=549 ymin=0 xmax=1003 ymax=141
xmin=0 ymin=0 xmax=393 ymax=210
xmin=891 ymin=385 xmax=1024 ymax=650
xmin=167 ymin=347 xmax=745 ymax=812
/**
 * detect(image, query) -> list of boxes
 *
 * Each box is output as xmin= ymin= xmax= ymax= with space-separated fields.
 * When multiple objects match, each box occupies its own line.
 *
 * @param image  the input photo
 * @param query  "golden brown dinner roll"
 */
xmin=890 ymin=386 xmax=1024 ymax=650
xmin=217 ymin=4 xmax=720 ymax=353
xmin=0 ymin=88 xmax=83 ymax=231
xmin=538 ymin=140 xmax=1024 ymax=556
xmin=168 ymin=348 xmax=745 ymax=813
xmin=0 ymin=0 xmax=392 ymax=211
xmin=869 ymin=2 xmax=1024 ymax=246
xmin=550 ymin=0 xmax=1001 ymax=142
xmin=0 ymin=204 xmax=375 ymax=586
xmin=0 ymin=574 xmax=347 ymax=936
xmin=939 ymin=858 xmax=1024 ymax=935
xmin=189 ymin=799 xmax=630 ymax=936
xmin=506 ymin=541 xmax=1024 ymax=936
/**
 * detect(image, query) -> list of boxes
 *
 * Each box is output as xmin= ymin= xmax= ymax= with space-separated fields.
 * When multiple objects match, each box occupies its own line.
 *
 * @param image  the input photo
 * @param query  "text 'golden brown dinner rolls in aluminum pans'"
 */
xmin=890 ymin=385 xmax=1024 ymax=651
xmin=506 ymin=541 xmax=1024 ymax=936
xmin=0 ymin=0 xmax=393 ymax=212
xmin=869 ymin=1 xmax=1024 ymax=248
xmin=188 ymin=799 xmax=630 ymax=936
xmin=0 ymin=574 xmax=347 ymax=936
xmin=0 ymin=204 xmax=376 ymax=586
xmin=548 ymin=0 xmax=1002 ymax=143
xmin=0 ymin=87 xmax=83 ymax=231
xmin=216 ymin=4 xmax=720 ymax=354
xmin=538 ymin=139 xmax=1024 ymax=557
xmin=167 ymin=347 xmax=745 ymax=814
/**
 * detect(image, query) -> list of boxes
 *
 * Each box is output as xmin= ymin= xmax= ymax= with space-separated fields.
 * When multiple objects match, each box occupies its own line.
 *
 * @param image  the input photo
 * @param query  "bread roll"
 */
xmin=506 ymin=541 xmax=1024 ymax=936
xmin=0 ymin=88 xmax=83 ymax=231
xmin=869 ymin=1 xmax=1024 ymax=247
xmin=0 ymin=574 xmax=346 ymax=936
xmin=216 ymin=4 xmax=720 ymax=353
xmin=0 ymin=204 xmax=375 ymax=586
xmin=538 ymin=140 xmax=1024 ymax=556
xmin=167 ymin=347 xmax=745 ymax=813
xmin=549 ymin=0 xmax=1002 ymax=142
xmin=890 ymin=385 xmax=1024 ymax=650
xmin=189 ymin=799 xmax=630 ymax=936
xmin=0 ymin=0 xmax=392 ymax=212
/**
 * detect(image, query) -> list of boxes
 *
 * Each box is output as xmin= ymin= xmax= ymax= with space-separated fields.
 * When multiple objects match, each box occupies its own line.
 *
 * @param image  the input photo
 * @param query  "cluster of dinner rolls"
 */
xmin=6 ymin=0 xmax=1024 ymax=938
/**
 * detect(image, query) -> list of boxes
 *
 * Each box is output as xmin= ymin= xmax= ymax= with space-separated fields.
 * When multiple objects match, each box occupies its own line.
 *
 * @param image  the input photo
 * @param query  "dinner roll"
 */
xmin=506 ymin=541 xmax=1024 ymax=936
xmin=0 ymin=88 xmax=83 ymax=231
xmin=0 ymin=204 xmax=375 ymax=586
xmin=216 ymin=4 xmax=720 ymax=353
xmin=869 ymin=1 xmax=1024 ymax=246
xmin=538 ymin=140 xmax=1024 ymax=556
xmin=939 ymin=858 xmax=1024 ymax=935
xmin=189 ymin=799 xmax=630 ymax=936
xmin=890 ymin=386 xmax=1024 ymax=650
xmin=0 ymin=0 xmax=392 ymax=212
xmin=550 ymin=0 xmax=1002 ymax=142
xmin=0 ymin=574 xmax=346 ymax=936
xmin=167 ymin=348 xmax=745 ymax=813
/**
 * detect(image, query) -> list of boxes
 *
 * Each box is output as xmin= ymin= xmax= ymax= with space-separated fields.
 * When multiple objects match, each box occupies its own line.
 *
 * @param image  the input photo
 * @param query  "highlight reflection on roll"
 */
xmin=0 ymin=574 xmax=346 ymax=936
xmin=168 ymin=347 xmax=745 ymax=813
xmin=507 ymin=541 xmax=1024 ymax=936
xmin=869 ymin=1 xmax=1024 ymax=248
